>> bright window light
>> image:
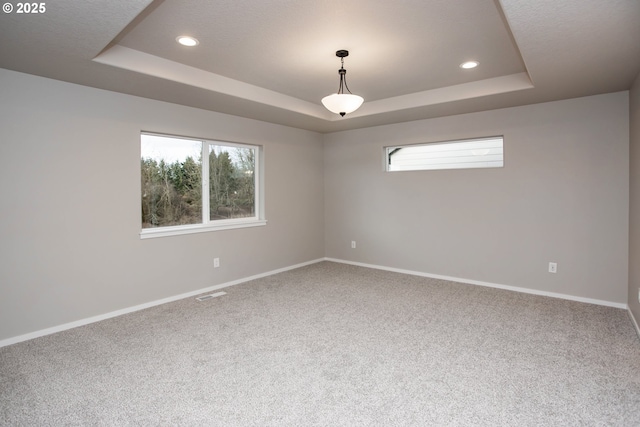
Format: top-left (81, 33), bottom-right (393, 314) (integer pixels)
top-left (386, 136), bottom-right (504, 172)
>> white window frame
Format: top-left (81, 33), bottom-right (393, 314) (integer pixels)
top-left (385, 136), bottom-right (504, 172)
top-left (140, 132), bottom-right (266, 239)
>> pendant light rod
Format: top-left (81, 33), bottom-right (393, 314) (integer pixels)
top-left (336, 50), bottom-right (351, 94)
top-left (321, 50), bottom-right (364, 117)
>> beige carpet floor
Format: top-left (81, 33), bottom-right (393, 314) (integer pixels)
top-left (1, 261), bottom-right (639, 426)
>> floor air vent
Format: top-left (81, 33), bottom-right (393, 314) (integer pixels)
top-left (196, 291), bottom-right (227, 302)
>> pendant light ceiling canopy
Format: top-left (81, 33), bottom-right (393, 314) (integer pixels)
top-left (321, 50), bottom-right (364, 117)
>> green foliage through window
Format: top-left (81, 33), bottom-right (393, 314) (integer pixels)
top-left (141, 133), bottom-right (258, 230)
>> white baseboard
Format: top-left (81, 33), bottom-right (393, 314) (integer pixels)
top-left (325, 258), bottom-right (628, 310)
top-left (629, 309), bottom-right (640, 339)
top-left (2, 257), bottom-right (631, 348)
top-left (0, 258), bottom-right (325, 349)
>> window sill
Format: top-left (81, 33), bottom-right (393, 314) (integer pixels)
top-left (140, 218), bottom-right (267, 239)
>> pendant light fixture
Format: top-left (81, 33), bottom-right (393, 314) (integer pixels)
top-left (321, 50), bottom-right (364, 117)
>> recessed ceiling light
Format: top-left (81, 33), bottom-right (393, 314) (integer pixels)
top-left (460, 61), bottom-right (479, 69)
top-left (176, 36), bottom-right (199, 47)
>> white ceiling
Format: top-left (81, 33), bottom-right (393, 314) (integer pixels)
top-left (1, 0), bottom-right (639, 133)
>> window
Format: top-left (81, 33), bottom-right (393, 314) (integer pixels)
top-left (140, 133), bottom-right (264, 238)
top-left (385, 136), bottom-right (504, 172)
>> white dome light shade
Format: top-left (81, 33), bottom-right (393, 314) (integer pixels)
top-left (321, 93), bottom-right (364, 116)
top-left (322, 50), bottom-right (364, 116)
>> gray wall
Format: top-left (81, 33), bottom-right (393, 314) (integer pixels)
top-left (325, 93), bottom-right (629, 304)
top-left (0, 67), bottom-right (633, 344)
top-left (0, 69), bottom-right (325, 342)
top-left (630, 72), bottom-right (640, 325)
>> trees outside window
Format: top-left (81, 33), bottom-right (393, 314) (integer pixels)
top-left (140, 133), bottom-right (263, 238)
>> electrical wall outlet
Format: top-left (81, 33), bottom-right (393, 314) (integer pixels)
top-left (548, 262), bottom-right (557, 273)
top-left (214, 258), bottom-right (220, 268)
top-left (351, 241), bottom-right (356, 249)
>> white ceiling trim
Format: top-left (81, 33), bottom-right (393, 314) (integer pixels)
top-left (95, 44), bottom-right (534, 122)
top-left (348, 72), bottom-right (534, 119)
top-left (94, 45), bottom-right (334, 120)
